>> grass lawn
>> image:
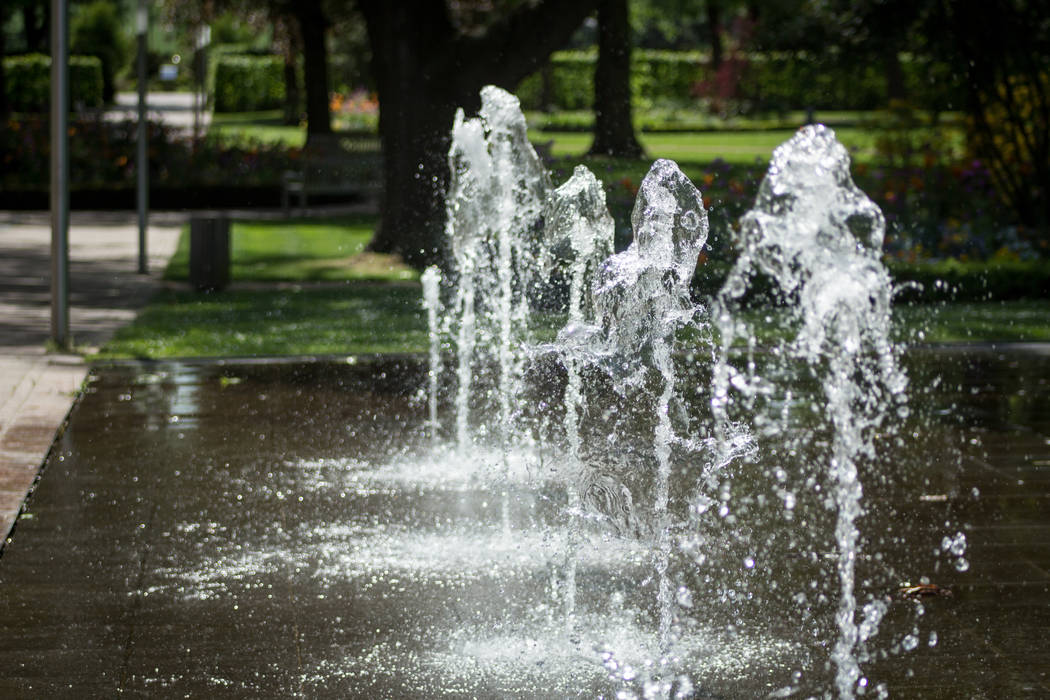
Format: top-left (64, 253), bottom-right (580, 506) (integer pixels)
top-left (895, 301), bottom-right (1050, 344)
top-left (165, 216), bottom-right (416, 283)
top-left (209, 110), bottom-right (307, 148)
top-left (97, 285), bottom-right (427, 359)
top-left (97, 287), bottom-right (1050, 360)
top-left (208, 108), bottom-right (939, 168)
top-left (534, 127), bottom-right (881, 165)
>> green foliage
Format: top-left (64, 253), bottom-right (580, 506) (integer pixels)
top-left (212, 54), bottom-right (285, 112)
top-left (736, 52), bottom-right (883, 112)
top-left (518, 50), bottom-right (707, 111)
top-left (518, 50), bottom-right (595, 110)
top-left (2, 54), bottom-right (104, 111)
top-left (965, 71), bottom-right (1050, 230)
top-left (70, 0), bottom-right (129, 104)
top-left (210, 11), bottom-right (272, 48)
top-left (0, 115), bottom-right (296, 190)
top-left (632, 51), bottom-right (707, 109)
top-left (518, 50), bottom-right (964, 114)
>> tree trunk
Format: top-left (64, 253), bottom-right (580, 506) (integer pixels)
top-left (293, 0), bottom-right (332, 141)
top-left (371, 90), bottom-right (460, 269)
top-left (540, 61), bottom-right (555, 113)
top-left (360, 0), bottom-right (600, 268)
top-left (883, 45), bottom-right (906, 103)
top-left (588, 0), bottom-right (644, 158)
top-left (707, 0), bottom-right (723, 69)
top-left (280, 18), bottom-right (302, 126)
top-left (359, 2), bottom-right (464, 268)
top-left (283, 56), bottom-right (301, 126)
top-left (0, 16), bottom-right (8, 119)
top-left (24, 4), bottom-right (49, 53)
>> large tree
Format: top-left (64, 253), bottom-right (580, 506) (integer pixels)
top-left (287, 0), bottom-right (332, 141)
top-left (359, 0), bottom-right (599, 268)
top-left (0, 4), bottom-right (8, 119)
top-left (588, 0), bottom-right (644, 158)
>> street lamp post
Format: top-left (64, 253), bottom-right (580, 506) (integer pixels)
top-left (50, 0), bottom-right (70, 350)
top-left (136, 0), bottom-right (149, 274)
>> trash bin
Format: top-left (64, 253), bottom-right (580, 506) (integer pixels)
top-left (189, 215), bottom-right (230, 291)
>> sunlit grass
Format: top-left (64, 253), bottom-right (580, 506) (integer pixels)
top-left (97, 285), bottom-right (427, 359)
top-left (208, 110), bottom-right (306, 147)
top-left (164, 216), bottom-right (416, 283)
top-left (533, 127), bottom-right (882, 165)
top-left (894, 301), bottom-right (1050, 343)
top-left (97, 289), bottom-right (1050, 361)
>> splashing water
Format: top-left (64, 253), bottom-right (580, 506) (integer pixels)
top-left (542, 164), bottom-right (615, 623)
top-left (559, 159), bottom-right (710, 652)
top-left (428, 89), bottom-right (915, 697)
top-left (444, 86), bottom-right (551, 451)
top-left (712, 124), bottom-right (907, 698)
top-left (421, 265), bottom-right (443, 439)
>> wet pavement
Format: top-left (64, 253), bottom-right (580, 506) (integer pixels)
top-left (0, 211), bottom-right (182, 543)
top-left (0, 348), bottom-right (1047, 698)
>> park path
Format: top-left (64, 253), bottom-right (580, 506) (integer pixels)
top-left (108, 90), bottom-right (211, 135)
top-left (0, 211), bottom-right (183, 543)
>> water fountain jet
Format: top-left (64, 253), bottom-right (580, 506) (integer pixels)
top-left (426, 88), bottom-right (922, 699)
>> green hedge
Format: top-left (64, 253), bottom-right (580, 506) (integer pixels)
top-left (888, 260), bottom-right (1050, 303)
top-left (736, 52), bottom-right (886, 112)
top-left (212, 54), bottom-right (284, 112)
top-left (517, 50), bottom-right (963, 113)
top-left (691, 259), bottom-right (1050, 304)
top-left (3, 54), bottom-right (104, 111)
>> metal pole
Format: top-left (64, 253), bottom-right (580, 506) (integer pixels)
top-left (136, 0), bottom-right (149, 274)
top-left (50, 0), bottom-right (70, 350)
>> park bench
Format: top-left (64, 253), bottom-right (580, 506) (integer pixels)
top-left (281, 138), bottom-right (382, 214)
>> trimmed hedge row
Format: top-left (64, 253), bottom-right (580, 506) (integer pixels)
top-left (518, 50), bottom-right (706, 111)
top-left (212, 54), bottom-right (285, 112)
top-left (517, 50), bottom-right (964, 113)
top-left (3, 54), bottom-right (104, 111)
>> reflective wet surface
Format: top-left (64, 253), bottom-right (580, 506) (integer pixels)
top-left (0, 347), bottom-right (1048, 698)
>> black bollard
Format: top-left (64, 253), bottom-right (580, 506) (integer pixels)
top-left (189, 215), bottom-right (231, 292)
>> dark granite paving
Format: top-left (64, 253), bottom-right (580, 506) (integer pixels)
top-left (0, 349), bottom-right (1048, 698)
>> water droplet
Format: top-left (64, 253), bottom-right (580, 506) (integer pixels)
top-left (902, 634), bottom-right (919, 651)
top-left (928, 631), bottom-right (938, 647)
top-left (744, 556), bottom-right (755, 569)
top-left (954, 557), bottom-right (969, 572)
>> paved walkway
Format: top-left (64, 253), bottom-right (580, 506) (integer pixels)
top-left (0, 211), bottom-right (183, 543)
top-left (109, 91), bottom-right (211, 135)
